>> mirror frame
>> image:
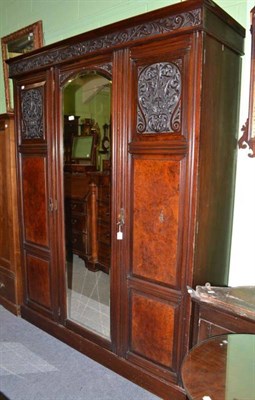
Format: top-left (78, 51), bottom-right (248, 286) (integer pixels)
top-left (1, 21), bottom-right (43, 113)
top-left (238, 6), bottom-right (255, 157)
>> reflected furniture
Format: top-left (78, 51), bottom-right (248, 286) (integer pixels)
top-left (0, 114), bottom-right (22, 314)
top-left (64, 115), bottom-right (111, 273)
top-left (190, 285), bottom-right (255, 345)
top-left (8, 1), bottom-right (245, 398)
top-left (65, 170), bottom-right (111, 273)
top-left (181, 334), bottom-right (255, 400)
top-left (89, 171), bottom-right (111, 274)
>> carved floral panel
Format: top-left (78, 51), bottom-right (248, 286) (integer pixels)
top-left (137, 61), bottom-right (182, 134)
top-left (21, 87), bottom-right (44, 140)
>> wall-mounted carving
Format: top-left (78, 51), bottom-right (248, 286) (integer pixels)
top-left (137, 61), bottom-right (182, 133)
top-left (21, 88), bottom-right (44, 140)
top-left (9, 10), bottom-right (201, 77)
top-left (238, 6), bottom-right (255, 157)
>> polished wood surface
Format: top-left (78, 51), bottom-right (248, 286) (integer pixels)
top-left (0, 114), bottom-right (22, 314)
top-left (191, 286), bottom-right (255, 345)
top-left (9, 1), bottom-right (245, 398)
top-left (182, 334), bottom-right (255, 400)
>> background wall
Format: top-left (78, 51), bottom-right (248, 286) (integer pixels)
top-left (0, 0), bottom-right (254, 286)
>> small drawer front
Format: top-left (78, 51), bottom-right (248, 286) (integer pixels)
top-left (0, 270), bottom-right (15, 303)
top-left (70, 215), bottom-right (86, 232)
top-left (71, 233), bottom-right (85, 253)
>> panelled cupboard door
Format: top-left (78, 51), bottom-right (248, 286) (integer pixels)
top-left (15, 70), bottom-right (57, 319)
top-left (125, 34), bottom-right (199, 382)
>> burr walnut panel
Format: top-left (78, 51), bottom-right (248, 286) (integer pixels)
top-left (22, 156), bottom-right (49, 247)
top-left (26, 253), bottom-right (51, 309)
top-left (130, 290), bottom-right (176, 368)
top-left (132, 159), bottom-right (181, 286)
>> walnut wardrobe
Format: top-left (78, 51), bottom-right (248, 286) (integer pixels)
top-left (8, 0), bottom-right (244, 398)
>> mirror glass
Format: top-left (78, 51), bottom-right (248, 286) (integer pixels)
top-left (63, 71), bottom-right (112, 339)
top-left (1, 21), bottom-right (43, 112)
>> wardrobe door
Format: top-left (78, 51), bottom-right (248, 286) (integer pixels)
top-left (15, 70), bottom-right (57, 319)
top-left (125, 34), bottom-right (199, 383)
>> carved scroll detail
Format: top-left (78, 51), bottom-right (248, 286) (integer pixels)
top-left (21, 88), bottom-right (44, 140)
top-left (137, 61), bottom-right (182, 133)
top-left (238, 118), bottom-right (255, 157)
top-left (9, 9), bottom-right (201, 76)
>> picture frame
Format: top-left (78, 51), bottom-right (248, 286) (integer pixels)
top-left (71, 134), bottom-right (97, 166)
top-left (1, 21), bottom-right (43, 112)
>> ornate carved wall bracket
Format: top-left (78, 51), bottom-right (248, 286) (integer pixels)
top-left (238, 6), bottom-right (255, 158)
top-left (238, 118), bottom-right (255, 157)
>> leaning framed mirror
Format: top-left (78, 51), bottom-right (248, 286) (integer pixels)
top-left (1, 21), bottom-right (43, 112)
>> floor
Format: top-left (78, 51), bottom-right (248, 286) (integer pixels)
top-left (67, 255), bottom-right (110, 338)
top-left (0, 305), bottom-right (161, 400)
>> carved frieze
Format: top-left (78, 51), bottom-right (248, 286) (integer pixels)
top-left (21, 88), bottom-right (44, 140)
top-left (137, 61), bottom-right (182, 134)
top-left (9, 9), bottom-right (201, 76)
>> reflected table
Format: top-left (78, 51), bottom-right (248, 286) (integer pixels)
top-left (181, 334), bottom-right (255, 400)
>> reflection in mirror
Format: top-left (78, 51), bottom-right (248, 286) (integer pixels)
top-left (63, 71), bottom-right (112, 339)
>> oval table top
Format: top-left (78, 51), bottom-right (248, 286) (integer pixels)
top-left (181, 334), bottom-right (255, 400)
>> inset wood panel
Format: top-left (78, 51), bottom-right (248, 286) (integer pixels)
top-left (22, 156), bottom-right (49, 247)
top-left (130, 291), bottom-right (175, 368)
top-left (132, 159), bottom-right (180, 286)
top-left (26, 253), bottom-right (51, 309)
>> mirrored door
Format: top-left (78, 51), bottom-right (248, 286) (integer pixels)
top-left (62, 70), bottom-right (112, 340)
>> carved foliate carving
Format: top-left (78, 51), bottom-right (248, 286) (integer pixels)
top-left (137, 61), bottom-right (182, 134)
top-left (9, 9), bottom-right (201, 76)
top-left (21, 87), bottom-right (44, 140)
